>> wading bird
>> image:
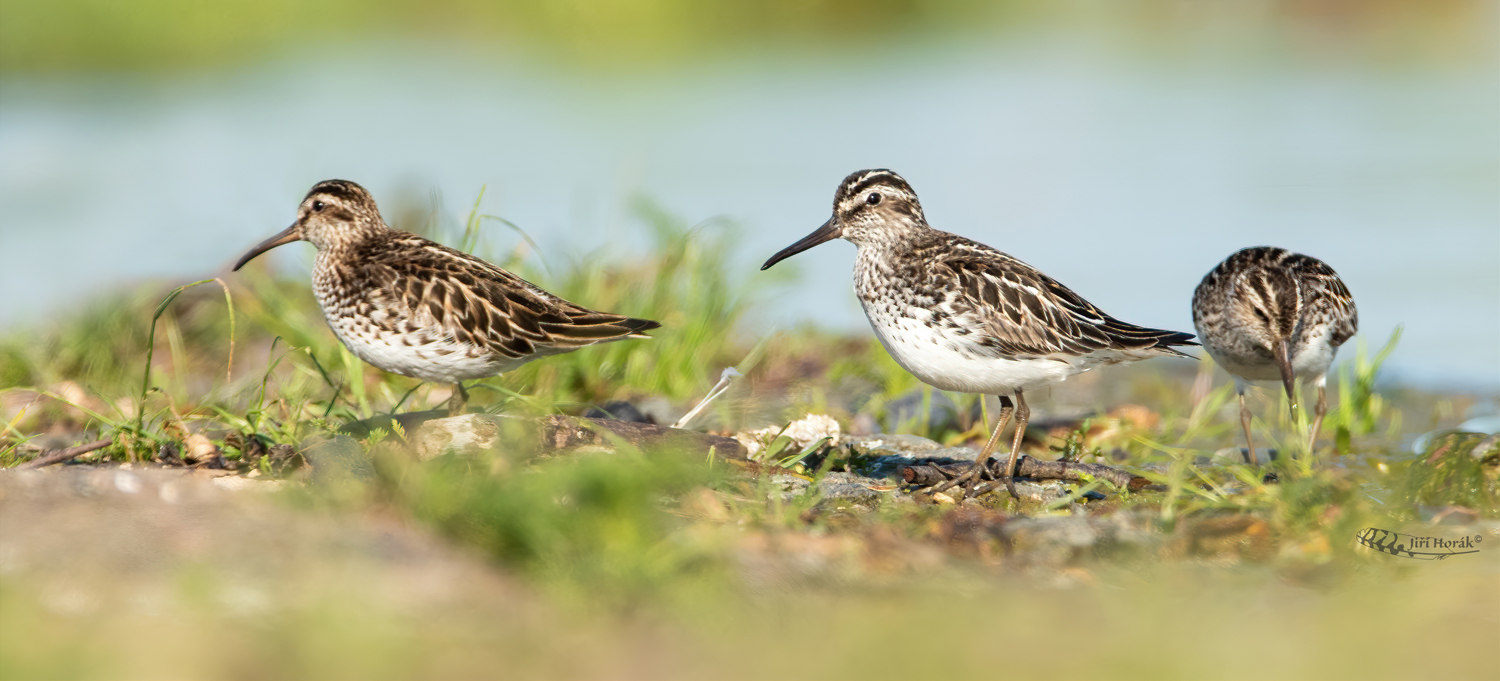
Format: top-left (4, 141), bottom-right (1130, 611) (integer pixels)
top-left (762, 169), bottom-right (1196, 498)
top-left (234, 180), bottom-right (659, 416)
top-left (1192, 246), bottom-right (1357, 461)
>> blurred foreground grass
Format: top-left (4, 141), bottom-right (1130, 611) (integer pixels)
top-left (1, 452), bottom-right (1495, 679)
top-left (0, 193), bottom-right (1496, 679)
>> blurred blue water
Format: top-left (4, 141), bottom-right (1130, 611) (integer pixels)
top-left (1, 40), bottom-right (1496, 390)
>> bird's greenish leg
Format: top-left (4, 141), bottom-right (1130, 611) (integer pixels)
top-left (447, 383), bottom-right (470, 417)
top-left (974, 390), bottom-right (1029, 499)
top-left (931, 395), bottom-right (1012, 496)
top-left (1239, 386), bottom-right (1258, 465)
top-left (1308, 377), bottom-right (1328, 454)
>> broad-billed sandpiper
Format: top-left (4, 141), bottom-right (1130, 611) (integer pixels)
top-left (1192, 246), bottom-right (1357, 459)
top-left (762, 169), bottom-right (1196, 498)
top-left (234, 180), bottom-right (660, 415)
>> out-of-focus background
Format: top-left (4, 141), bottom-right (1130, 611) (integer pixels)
top-left (3, 4), bottom-right (1500, 680)
top-left (2, 0), bottom-right (1496, 390)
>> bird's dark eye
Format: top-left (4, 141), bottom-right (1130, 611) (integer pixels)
top-left (312, 200), bottom-right (325, 212)
top-left (1253, 309), bottom-right (1269, 323)
top-left (866, 192), bottom-right (882, 206)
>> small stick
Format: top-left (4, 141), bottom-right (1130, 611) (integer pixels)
top-left (902, 455), bottom-right (1150, 492)
top-left (19, 439), bottom-right (113, 469)
top-left (673, 367), bottom-right (742, 430)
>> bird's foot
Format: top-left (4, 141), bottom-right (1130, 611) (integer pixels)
top-left (969, 476), bottom-right (1021, 500)
top-left (929, 459), bottom-right (989, 496)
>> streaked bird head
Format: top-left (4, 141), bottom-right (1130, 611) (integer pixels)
top-left (761, 169), bottom-right (927, 270)
top-left (233, 180), bottom-right (384, 271)
top-left (1233, 266), bottom-right (1304, 406)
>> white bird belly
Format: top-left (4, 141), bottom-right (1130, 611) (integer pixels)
top-left (865, 312), bottom-right (1081, 395)
top-left (327, 319), bottom-right (524, 384)
top-left (1206, 329), bottom-right (1338, 386)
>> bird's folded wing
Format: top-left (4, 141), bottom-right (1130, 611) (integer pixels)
top-left (936, 252), bottom-right (1194, 361)
top-left (365, 242), bottom-right (655, 358)
top-left (1295, 257), bottom-right (1359, 347)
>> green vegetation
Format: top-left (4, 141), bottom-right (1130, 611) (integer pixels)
top-left (1, 194), bottom-right (1495, 679)
top-left (1, 0), bottom-right (1488, 73)
top-left (4, 2), bottom-right (1494, 674)
top-left (0, 198), bottom-right (765, 460)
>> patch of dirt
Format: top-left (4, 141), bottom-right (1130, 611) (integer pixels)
top-left (0, 466), bottom-right (530, 620)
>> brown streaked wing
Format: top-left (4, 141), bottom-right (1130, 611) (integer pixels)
top-left (537, 306), bottom-right (663, 347)
top-left (934, 257), bottom-right (1094, 359)
top-left (362, 234), bottom-right (658, 357)
top-left (935, 239), bottom-right (1195, 360)
top-left (1291, 255), bottom-right (1359, 347)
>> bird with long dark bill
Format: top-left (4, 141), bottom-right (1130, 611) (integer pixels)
top-left (1192, 246), bottom-right (1357, 461)
top-left (233, 180), bottom-right (660, 416)
top-left (762, 169), bottom-right (1196, 498)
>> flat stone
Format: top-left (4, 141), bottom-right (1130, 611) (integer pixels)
top-left (1471, 433), bottom-right (1500, 464)
top-left (815, 471), bottom-right (886, 506)
top-left (737, 414), bottom-right (842, 459)
top-left (844, 433), bottom-right (945, 456)
top-left (767, 474), bottom-right (811, 499)
top-left (411, 413), bottom-right (510, 461)
top-left (408, 413), bottom-right (748, 461)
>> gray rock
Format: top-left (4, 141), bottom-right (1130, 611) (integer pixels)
top-left (844, 433), bottom-right (988, 464)
top-left (410, 413), bottom-right (511, 461)
top-left (762, 471), bottom-right (888, 508)
top-left (1008, 514), bottom-right (1099, 548)
top-left (843, 434), bottom-right (988, 480)
top-left (1003, 509), bottom-right (1162, 568)
top-left (767, 474), bottom-right (811, 500)
top-left (408, 413), bottom-right (747, 462)
top-left (1472, 433), bottom-right (1500, 464)
top-left (815, 471), bottom-right (885, 507)
top-left (844, 433), bottom-right (944, 457)
top-left (1005, 479), bottom-right (1073, 503)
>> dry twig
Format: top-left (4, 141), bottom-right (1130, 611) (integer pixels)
top-left (20, 439), bottom-right (113, 469)
top-left (902, 455), bottom-right (1150, 492)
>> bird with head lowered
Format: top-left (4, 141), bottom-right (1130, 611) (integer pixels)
top-left (1192, 246), bottom-right (1357, 462)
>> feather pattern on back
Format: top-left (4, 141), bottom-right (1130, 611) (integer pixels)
top-left (923, 234), bottom-right (1196, 360)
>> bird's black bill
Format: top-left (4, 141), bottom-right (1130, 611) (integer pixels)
top-left (760, 219), bottom-right (843, 270)
top-left (233, 224), bottom-right (302, 271)
top-left (1275, 338), bottom-right (1297, 416)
